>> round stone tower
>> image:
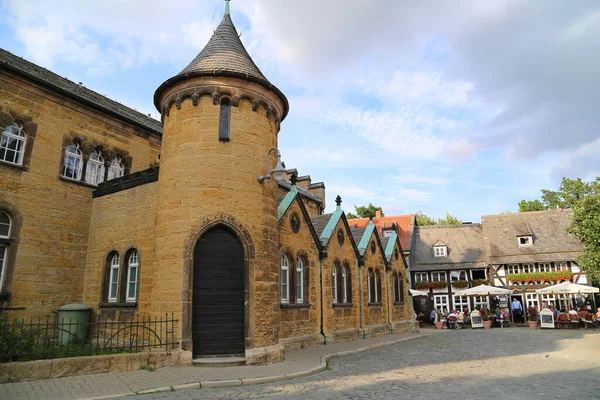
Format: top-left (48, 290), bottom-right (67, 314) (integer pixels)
top-left (152, 1), bottom-right (289, 363)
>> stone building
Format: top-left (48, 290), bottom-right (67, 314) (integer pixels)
top-left (410, 209), bottom-right (593, 321)
top-left (0, 2), bottom-right (415, 365)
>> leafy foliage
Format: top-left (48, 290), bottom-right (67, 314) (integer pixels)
top-left (568, 192), bottom-right (600, 281)
top-left (416, 212), bottom-right (462, 226)
top-left (414, 281), bottom-right (448, 290)
top-left (518, 177), bottom-right (600, 212)
top-left (348, 203), bottom-right (384, 219)
top-left (473, 279), bottom-right (488, 286)
top-left (451, 280), bottom-right (469, 288)
top-left (507, 270), bottom-right (573, 284)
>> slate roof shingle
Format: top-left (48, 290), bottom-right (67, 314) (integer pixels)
top-left (411, 224), bottom-right (487, 272)
top-left (0, 49), bottom-right (162, 136)
top-left (310, 214), bottom-right (332, 238)
top-left (482, 209), bottom-right (581, 264)
top-left (153, 15), bottom-right (288, 119)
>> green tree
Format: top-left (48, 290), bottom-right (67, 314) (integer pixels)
top-left (519, 177), bottom-right (600, 211)
top-left (518, 199), bottom-right (547, 212)
top-left (416, 212), bottom-right (462, 226)
top-left (568, 191), bottom-right (600, 281)
top-left (348, 203), bottom-right (383, 219)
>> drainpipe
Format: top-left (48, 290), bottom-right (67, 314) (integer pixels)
top-left (319, 249), bottom-right (327, 344)
top-left (386, 262), bottom-right (393, 333)
top-left (357, 256), bottom-right (364, 338)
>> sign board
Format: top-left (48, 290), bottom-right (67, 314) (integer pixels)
top-left (471, 310), bottom-right (483, 328)
top-left (498, 295), bottom-right (508, 308)
top-left (540, 308), bottom-right (554, 329)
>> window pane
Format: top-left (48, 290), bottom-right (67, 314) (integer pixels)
top-left (0, 212), bottom-right (10, 237)
top-left (0, 246), bottom-right (5, 287)
top-left (219, 101), bottom-right (231, 141)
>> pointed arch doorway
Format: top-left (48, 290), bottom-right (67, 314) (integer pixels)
top-left (192, 226), bottom-right (245, 357)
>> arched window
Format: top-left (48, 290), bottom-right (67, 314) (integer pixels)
top-left (344, 265), bottom-right (352, 304)
top-left (332, 264), bottom-right (338, 304)
top-left (397, 274), bottom-right (404, 303)
top-left (107, 253), bottom-right (120, 302)
top-left (85, 149), bottom-right (105, 185)
top-left (0, 211), bottom-right (12, 291)
top-left (62, 142), bottom-right (83, 180)
top-left (219, 98), bottom-right (231, 141)
top-left (374, 269), bottom-right (381, 303)
top-left (295, 258), bottom-right (304, 304)
top-left (281, 254), bottom-right (289, 303)
top-left (393, 274), bottom-right (400, 303)
top-left (126, 250), bottom-right (139, 302)
top-left (367, 268), bottom-right (373, 303)
top-left (0, 121), bottom-right (26, 166)
top-left (107, 157), bottom-right (125, 180)
top-left (341, 266), bottom-right (348, 303)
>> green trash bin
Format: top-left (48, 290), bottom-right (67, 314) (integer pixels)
top-left (57, 304), bottom-right (92, 345)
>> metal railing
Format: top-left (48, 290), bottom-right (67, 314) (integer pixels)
top-left (0, 313), bottom-right (178, 363)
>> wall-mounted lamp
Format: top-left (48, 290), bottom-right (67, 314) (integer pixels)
top-left (257, 147), bottom-right (286, 183)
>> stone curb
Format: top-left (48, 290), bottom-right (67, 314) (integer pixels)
top-left (95, 334), bottom-right (428, 399)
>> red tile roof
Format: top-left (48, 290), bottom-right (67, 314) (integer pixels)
top-left (347, 214), bottom-right (416, 251)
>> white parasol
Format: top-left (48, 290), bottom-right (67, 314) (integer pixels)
top-left (409, 289), bottom-right (429, 296)
top-left (535, 281), bottom-right (599, 295)
top-left (454, 284), bottom-right (513, 297)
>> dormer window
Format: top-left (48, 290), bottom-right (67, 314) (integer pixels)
top-left (434, 246), bottom-right (447, 257)
top-left (518, 236), bottom-right (533, 247)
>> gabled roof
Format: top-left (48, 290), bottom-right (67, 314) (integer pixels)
top-left (277, 184), bottom-right (322, 250)
top-left (154, 9), bottom-right (288, 119)
top-left (411, 224), bottom-right (487, 272)
top-left (310, 205), bottom-right (359, 257)
top-left (482, 209), bottom-right (581, 264)
top-left (348, 214), bottom-right (416, 251)
top-left (278, 179), bottom-right (322, 204)
top-left (432, 240), bottom-right (447, 247)
top-left (0, 49), bottom-right (162, 136)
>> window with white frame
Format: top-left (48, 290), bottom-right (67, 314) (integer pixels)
top-left (126, 250), bottom-right (139, 302)
top-left (556, 294), bottom-right (570, 311)
top-left (296, 258), bottom-right (304, 304)
top-left (434, 295), bottom-right (448, 311)
top-left (433, 246), bottom-right (447, 257)
top-left (62, 142), bottom-right (83, 180)
top-left (556, 262), bottom-right (568, 271)
top-left (431, 272), bottom-right (446, 282)
top-left (108, 253), bottom-right (120, 302)
top-left (0, 211), bottom-right (12, 292)
top-left (474, 296), bottom-right (489, 309)
top-left (518, 236), bottom-right (533, 247)
top-left (541, 294), bottom-right (555, 306)
top-left (85, 149), bottom-right (105, 185)
top-left (383, 230), bottom-right (393, 238)
top-left (522, 264), bottom-right (534, 273)
top-left (454, 295), bottom-right (470, 312)
top-left (538, 263), bottom-right (551, 273)
top-left (281, 255), bottom-right (289, 303)
top-left (0, 121), bottom-right (26, 166)
top-left (450, 270), bottom-right (467, 281)
top-left (367, 269), bottom-right (373, 303)
top-left (374, 270), bottom-right (380, 303)
top-left (107, 157), bottom-right (125, 181)
top-left (506, 264), bottom-right (519, 274)
top-left (526, 293), bottom-right (538, 308)
top-left (332, 264), bottom-right (338, 303)
top-left (415, 272), bottom-right (428, 282)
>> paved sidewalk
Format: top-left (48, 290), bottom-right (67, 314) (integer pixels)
top-left (0, 331), bottom-right (424, 400)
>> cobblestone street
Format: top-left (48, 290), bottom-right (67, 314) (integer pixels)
top-left (120, 328), bottom-right (600, 400)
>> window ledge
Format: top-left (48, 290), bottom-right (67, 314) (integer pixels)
top-left (333, 303), bottom-right (353, 308)
top-left (100, 302), bottom-right (137, 308)
top-left (0, 293), bottom-right (11, 301)
top-left (368, 303), bottom-right (383, 308)
top-left (0, 160), bottom-right (28, 171)
top-left (59, 176), bottom-right (98, 188)
top-left (280, 303), bottom-right (311, 309)
top-left (0, 238), bottom-right (13, 245)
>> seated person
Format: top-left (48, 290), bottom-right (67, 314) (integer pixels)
top-left (417, 311), bottom-right (425, 323)
top-left (595, 307), bottom-right (600, 320)
top-left (568, 307), bottom-right (579, 317)
top-left (447, 311), bottom-right (458, 328)
top-left (457, 310), bottom-right (465, 326)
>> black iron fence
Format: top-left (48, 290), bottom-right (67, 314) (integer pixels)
top-left (0, 313), bottom-right (179, 363)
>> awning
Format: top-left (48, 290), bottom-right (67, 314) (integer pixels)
top-left (454, 284), bottom-right (514, 297)
top-left (409, 289), bottom-right (429, 296)
top-left (535, 282), bottom-right (599, 295)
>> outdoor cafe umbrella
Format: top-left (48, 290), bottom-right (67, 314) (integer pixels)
top-left (535, 281), bottom-right (599, 295)
top-left (409, 289), bottom-right (429, 296)
top-left (454, 284), bottom-right (514, 297)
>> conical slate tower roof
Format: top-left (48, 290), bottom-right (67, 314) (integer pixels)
top-left (154, 3), bottom-right (288, 119)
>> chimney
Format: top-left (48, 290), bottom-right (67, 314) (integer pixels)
top-left (375, 210), bottom-right (381, 218)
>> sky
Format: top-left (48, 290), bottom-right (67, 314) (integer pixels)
top-left (1, 0), bottom-right (599, 222)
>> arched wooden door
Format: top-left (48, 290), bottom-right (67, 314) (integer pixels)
top-left (193, 227), bottom-right (245, 357)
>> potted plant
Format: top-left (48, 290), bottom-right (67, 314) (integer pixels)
top-left (473, 279), bottom-right (488, 286)
top-left (527, 307), bottom-right (539, 329)
top-left (481, 308), bottom-right (493, 329)
top-left (452, 280), bottom-right (468, 289)
top-left (414, 281), bottom-right (430, 290)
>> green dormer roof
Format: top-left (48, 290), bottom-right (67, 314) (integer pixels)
top-left (384, 231), bottom-right (398, 262)
top-left (319, 201), bottom-right (344, 246)
top-left (277, 184), bottom-right (298, 221)
top-left (357, 220), bottom-right (376, 255)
